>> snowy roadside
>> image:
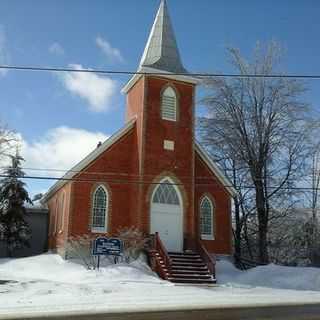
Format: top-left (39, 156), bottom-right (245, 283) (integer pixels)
top-left (0, 254), bottom-right (320, 317)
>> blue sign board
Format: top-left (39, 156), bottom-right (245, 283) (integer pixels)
top-left (93, 237), bottom-right (123, 256)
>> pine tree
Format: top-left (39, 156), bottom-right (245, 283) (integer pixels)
top-left (0, 151), bottom-right (32, 256)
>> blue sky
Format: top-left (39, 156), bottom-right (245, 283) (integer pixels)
top-left (0, 0), bottom-right (319, 196)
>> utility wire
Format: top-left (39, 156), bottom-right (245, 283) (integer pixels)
top-left (0, 173), bottom-right (317, 191)
top-left (0, 64), bottom-right (320, 79)
top-left (0, 166), bottom-right (306, 181)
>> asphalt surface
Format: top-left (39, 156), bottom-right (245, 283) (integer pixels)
top-left (2, 303), bottom-right (320, 320)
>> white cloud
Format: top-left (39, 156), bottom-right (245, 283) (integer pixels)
top-left (0, 25), bottom-right (9, 77)
top-left (59, 63), bottom-right (117, 112)
top-left (19, 127), bottom-right (109, 176)
top-left (49, 42), bottom-right (65, 56)
top-left (96, 36), bottom-right (124, 63)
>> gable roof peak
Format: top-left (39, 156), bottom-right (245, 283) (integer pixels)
top-left (139, 0), bottom-right (187, 74)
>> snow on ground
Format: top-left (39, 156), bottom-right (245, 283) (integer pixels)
top-left (217, 259), bottom-right (320, 291)
top-left (0, 253), bottom-right (320, 317)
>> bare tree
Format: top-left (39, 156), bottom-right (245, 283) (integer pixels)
top-left (199, 42), bottom-right (314, 264)
top-left (0, 123), bottom-right (17, 167)
top-left (302, 146), bottom-right (320, 265)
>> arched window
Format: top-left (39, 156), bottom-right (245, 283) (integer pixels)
top-left (200, 196), bottom-right (214, 239)
top-left (91, 185), bottom-right (108, 233)
top-left (153, 179), bottom-right (180, 205)
top-left (54, 197), bottom-right (58, 235)
top-left (161, 86), bottom-right (177, 121)
top-left (58, 193), bottom-right (65, 232)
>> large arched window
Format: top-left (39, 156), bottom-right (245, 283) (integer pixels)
top-left (153, 179), bottom-right (180, 205)
top-left (161, 86), bottom-right (177, 121)
top-left (200, 196), bottom-right (214, 239)
top-left (91, 185), bottom-right (108, 233)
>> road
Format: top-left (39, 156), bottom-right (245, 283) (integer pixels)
top-left (2, 303), bottom-right (320, 320)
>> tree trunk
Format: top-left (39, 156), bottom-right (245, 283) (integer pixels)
top-left (256, 179), bottom-right (269, 264)
top-left (257, 216), bottom-right (269, 264)
top-left (234, 197), bottom-right (242, 264)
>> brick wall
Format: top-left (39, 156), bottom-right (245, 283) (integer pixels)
top-left (46, 75), bottom-right (232, 256)
top-left (195, 152), bottom-right (232, 254)
top-left (137, 76), bottom-right (196, 239)
top-left (70, 129), bottom-right (136, 237)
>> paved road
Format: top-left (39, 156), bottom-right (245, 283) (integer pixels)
top-left (3, 303), bottom-right (320, 320)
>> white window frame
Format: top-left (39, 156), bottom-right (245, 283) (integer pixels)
top-left (58, 193), bottom-right (65, 233)
top-left (161, 86), bottom-right (177, 122)
top-left (200, 196), bottom-right (215, 240)
top-left (91, 185), bottom-right (108, 233)
top-left (53, 197), bottom-right (58, 235)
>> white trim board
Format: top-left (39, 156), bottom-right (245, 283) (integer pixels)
top-left (121, 67), bottom-right (200, 94)
top-left (195, 142), bottom-right (237, 197)
top-left (42, 118), bottom-right (136, 203)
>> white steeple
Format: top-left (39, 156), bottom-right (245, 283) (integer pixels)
top-left (139, 0), bottom-right (187, 74)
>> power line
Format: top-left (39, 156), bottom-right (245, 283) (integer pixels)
top-left (0, 173), bottom-right (317, 191)
top-left (1, 64), bottom-right (320, 79)
top-left (0, 166), bottom-right (316, 180)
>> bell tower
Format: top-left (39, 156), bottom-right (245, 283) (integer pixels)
top-left (122, 0), bottom-right (198, 238)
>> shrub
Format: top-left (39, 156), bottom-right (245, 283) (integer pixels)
top-left (64, 234), bottom-right (98, 270)
top-left (117, 227), bottom-right (148, 263)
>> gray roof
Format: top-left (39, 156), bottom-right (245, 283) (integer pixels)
top-left (139, 0), bottom-right (187, 74)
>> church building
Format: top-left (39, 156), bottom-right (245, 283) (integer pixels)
top-left (43, 0), bottom-right (236, 273)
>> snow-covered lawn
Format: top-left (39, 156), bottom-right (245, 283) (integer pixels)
top-left (0, 253), bottom-right (320, 317)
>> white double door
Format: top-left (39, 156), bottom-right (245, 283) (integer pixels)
top-left (150, 203), bottom-right (183, 252)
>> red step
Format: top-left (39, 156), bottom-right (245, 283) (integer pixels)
top-left (150, 247), bottom-right (216, 285)
top-left (167, 277), bottom-right (216, 284)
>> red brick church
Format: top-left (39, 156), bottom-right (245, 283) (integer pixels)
top-left (43, 1), bottom-right (236, 281)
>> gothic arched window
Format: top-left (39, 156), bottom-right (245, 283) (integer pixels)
top-left (161, 86), bottom-right (177, 121)
top-left (58, 193), bottom-right (65, 232)
top-left (200, 196), bottom-right (214, 239)
top-left (91, 185), bottom-right (108, 233)
top-left (153, 179), bottom-right (180, 205)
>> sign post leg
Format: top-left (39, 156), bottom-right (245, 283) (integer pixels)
top-left (97, 255), bottom-right (100, 270)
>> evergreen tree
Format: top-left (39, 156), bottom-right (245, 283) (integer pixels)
top-left (0, 151), bottom-right (32, 256)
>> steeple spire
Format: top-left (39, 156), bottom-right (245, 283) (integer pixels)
top-left (139, 0), bottom-right (187, 74)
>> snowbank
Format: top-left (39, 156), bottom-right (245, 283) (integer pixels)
top-left (0, 253), bottom-right (162, 285)
top-left (0, 254), bottom-right (320, 316)
top-left (217, 258), bottom-right (320, 291)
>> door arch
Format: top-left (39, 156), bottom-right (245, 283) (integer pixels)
top-left (150, 177), bottom-right (183, 252)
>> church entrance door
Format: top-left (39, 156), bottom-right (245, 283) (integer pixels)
top-left (150, 178), bottom-right (183, 252)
